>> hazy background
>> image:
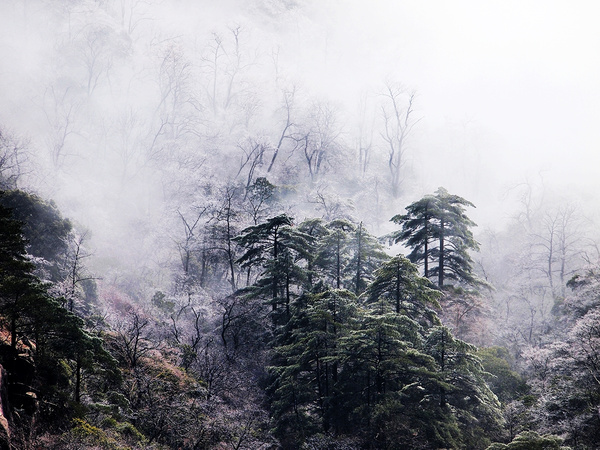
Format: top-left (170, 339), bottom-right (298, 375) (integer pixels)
top-left (1, 0), bottom-right (599, 275)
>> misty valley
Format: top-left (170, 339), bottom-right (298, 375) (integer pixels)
top-left (0, 1), bottom-right (599, 449)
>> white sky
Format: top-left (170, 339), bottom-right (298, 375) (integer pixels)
top-left (286, 1), bottom-right (600, 192)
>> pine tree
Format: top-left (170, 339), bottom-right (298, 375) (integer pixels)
top-left (297, 218), bottom-right (329, 289)
top-left (339, 308), bottom-right (450, 447)
top-left (0, 201), bottom-right (42, 349)
top-left (313, 219), bottom-right (355, 290)
top-left (235, 214), bottom-right (314, 321)
top-left (391, 187), bottom-right (481, 288)
top-left (0, 190), bottom-right (72, 281)
top-left (0, 196), bottom-right (116, 425)
top-left (390, 195), bottom-right (439, 279)
top-left (268, 289), bottom-right (357, 442)
top-left (425, 326), bottom-right (503, 447)
top-left (348, 222), bottom-right (388, 295)
top-left (364, 255), bottom-right (441, 326)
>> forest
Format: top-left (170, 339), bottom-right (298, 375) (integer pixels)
top-left (1, 1), bottom-right (600, 449)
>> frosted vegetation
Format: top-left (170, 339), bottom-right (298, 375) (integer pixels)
top-left (0, 1), bottom-right (598, 449)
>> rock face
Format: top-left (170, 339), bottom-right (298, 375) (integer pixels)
top-left (0, 365), bottom-right (11, 450)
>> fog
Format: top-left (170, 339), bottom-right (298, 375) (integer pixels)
top-left (1, 0), bottom-right (600, 275)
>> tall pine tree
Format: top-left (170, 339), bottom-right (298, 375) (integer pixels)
top-left (391, 187), bottom-right (481, 288)
top-left (235, 214), bottom-right (314, 321)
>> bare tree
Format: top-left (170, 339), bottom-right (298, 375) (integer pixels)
top-left (0, 127), bottom-right (28, 188)
top-left (292, 101), bottom-right (342, 182)
top-left (60, 230), bottom-right (97, 313)
top-left (210, 186), bottom-right (241, 291)
top-left (74, 22), bottom-right (129, 96)
top-left (43, 85), bottom-right (80, 169)
top-left (117, 0), bottom-right (152, 37)
top-left (112, 109), bottom-right (146, 185)
top-left (235, 137), bottom-right (267, 192)
top-left (380, 83), bottom-right (418, 197)
top-left (201, 26), bottom-right (255, 118)
top-left (114, 310), bottom-right (159, 370)
top-left (152, 43), bottom-right (198, 144)
top-left (532, 206), bottom-right (584, 299)
top-left (555, 206), bottom-right (583, 297)
top-left (244, 177), bottom-right (277, 225)
top-left (170, 303), bottom-right (204, 371)
top-left (308, 185), bottom-right (353, 221)
top-left (356, 91), bottom-right (374, 176)
top-left (267, 86), bottom-right (295, 173)
top-left (175, 206), bottom-right (209, 280)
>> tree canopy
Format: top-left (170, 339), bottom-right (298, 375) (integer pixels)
top-left (391, 187), bottom-right (481, 288)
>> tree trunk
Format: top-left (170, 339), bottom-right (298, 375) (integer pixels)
top-left (424, 204), bottom-right (429, 278)
top-left (272, 229), bottom-right (278, 310)
top-left (395, 259), bottom-right (401, 313)
top-left (438, 219), bottom-right (445, 287)
top-left (355, 223), bottom-right (363, 295)
top-left (75, 357), bottom-right (82, 403)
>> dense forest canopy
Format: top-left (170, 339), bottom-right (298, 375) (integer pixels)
top-left (0, 1), bottom-right (599, 449)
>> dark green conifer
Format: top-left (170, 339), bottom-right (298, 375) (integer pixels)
top-left (391, 187), bottom-right (481, 288)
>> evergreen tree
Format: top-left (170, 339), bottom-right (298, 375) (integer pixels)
top-left (0, 200), bottom-right (44, 349)
top-left (268, 289), bottom-right (357, 443)
top-left (313, 219), bottom-right (355, 290)
top-left (235, 214), bottom-right (314, 321)
top-left (297, 218), bottom-right (329, 289)
top-left (390, 194), bottom-right (439, 279)
top-left (392, 187), bottom-right (481, 288)
top-left (339, 308), bottom-right (453, 448)
top-left (0, 197), bottom-right (116, 430)
top-left (364, 255), bottom-right (441, 326)
top-left (347, 222), bottom-right (388, 295)
top-left (0, 190), bottom-right (72, 280)
top-left (425, 326), bottom-right (503, 448)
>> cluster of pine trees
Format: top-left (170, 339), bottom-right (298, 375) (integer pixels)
top-left (3, 181), bottom-right (593, 449)
top-left (232, 205), bottom-right (499, 447)
top-left (1, 2), bottom-right (600, 449)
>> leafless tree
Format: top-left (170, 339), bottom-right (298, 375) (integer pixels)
top-left (60, 230), bottom-right (97, 313)
top-left (244, 177), bottom-right (277, 225)
top-left (236, 137), bottom-right (267, 192)
top-left (201, 26), bottom-right (255, 118)
top-left (533, 206), bottom-right (584, 299)
top-left (308, 186), bottom-right (353, 221)
top-left (210, 186), bottom-right (241, 291)
top-left (75, 23), bottom-right (127, 96)
top-left (113, 109), bottom-right (146, 185)
top-left (356, 91), bottom-right (374, 176)
top-left (218, 293), bottom-right (265, 356)
top-left (267, 86), bottom-right (295, 173)
top-left (114, 310), bottom-right (159, 370)
top-left (170, 303), bottom-right (205, 371)
top-left (380, 83), bottom-right (418, 197)
top-left (555, 206), bottom-right (584, 297)
top-left (0, 127), bottom-right (28, 188)
top-left (43, 86), bottom-right (80, 169)
top-left (117, 0), bottom-right (152, 37)
top-left (175, 206), bottom-right (209, 278)
top-left (292, 101), bottom-right (342, 182)
top-left (152, 43), bottom-right (198, 145)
